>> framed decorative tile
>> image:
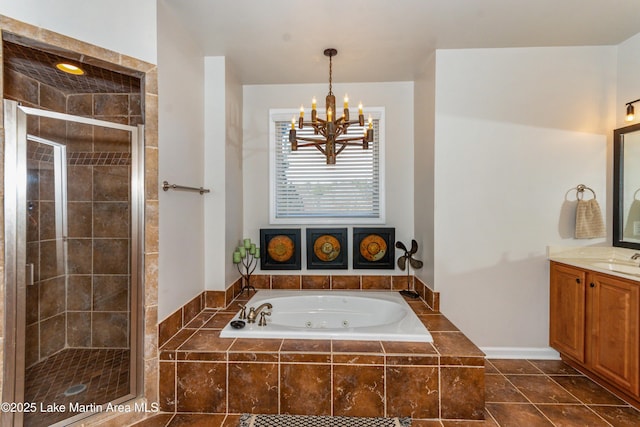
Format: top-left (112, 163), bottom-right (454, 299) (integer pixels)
top-left (306, 228), bottom-right (348, 270)
top-left (260, 228), bottom-right (301, 270)
top-left (352, 227), bottom-right (395, 269)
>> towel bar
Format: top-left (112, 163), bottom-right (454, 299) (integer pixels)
top-left (162, 180), bottom-right (210, 195)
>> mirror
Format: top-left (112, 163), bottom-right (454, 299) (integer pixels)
top-left (614, 123), bottom-right (640, 249)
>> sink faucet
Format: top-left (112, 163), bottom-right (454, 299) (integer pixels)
top-left (632, 253), bottom-right (640, 260)
top-left (247, 303), bottom-right (273, 324)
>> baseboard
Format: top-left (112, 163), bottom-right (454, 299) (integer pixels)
top-left (480, 346), bottom-right (560, 360)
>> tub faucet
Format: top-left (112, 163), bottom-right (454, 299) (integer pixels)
top-left (247, 303), bottom-right (273, 324)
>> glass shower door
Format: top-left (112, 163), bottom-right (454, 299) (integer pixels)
top-left (24, 134), bottom-right (68, 370)
top-left (3, 100), bottom-right (144, 427)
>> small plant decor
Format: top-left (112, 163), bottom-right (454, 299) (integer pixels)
top-left (232, 238), bottom-right (259, 295)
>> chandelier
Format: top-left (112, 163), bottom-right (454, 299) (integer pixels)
top-left (289, 48), bottom-right (373, 165)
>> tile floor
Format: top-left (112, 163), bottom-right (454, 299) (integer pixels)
top-left (24, 348), bottom-right (130, 427)
top-left (476, 358), bottom-right (640, 427)
top-left (133, 358), bottom-right (640, 427)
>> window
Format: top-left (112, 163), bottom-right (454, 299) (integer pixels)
top-left (269, 108), bottom-right (385, 224)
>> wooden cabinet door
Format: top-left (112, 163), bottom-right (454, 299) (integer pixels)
top-left (589, 273), bottom-right (640, 395)
top-left (550, 262), bottom-right (587, 363)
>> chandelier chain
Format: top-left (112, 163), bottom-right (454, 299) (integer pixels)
top-left (328, 53), bottom-right (333, 96)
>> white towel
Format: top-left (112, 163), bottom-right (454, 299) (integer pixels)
top-left (575, 198), bottom-right (605, 239)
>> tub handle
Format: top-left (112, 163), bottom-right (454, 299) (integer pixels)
top-left (258, 311), bottom-right (271, 327)
top-left (238, 304), bottom-right (247, 320)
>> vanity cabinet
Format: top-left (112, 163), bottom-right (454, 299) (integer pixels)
top-left (549, 262), bottom-right (587, 362)
top-left (550, 261), bottom-right (640, 399)
top-left (589, 272), bottom-right (639, 395)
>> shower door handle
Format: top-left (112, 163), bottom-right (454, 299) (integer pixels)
top-left (26, 263), bottom-right (35, 286)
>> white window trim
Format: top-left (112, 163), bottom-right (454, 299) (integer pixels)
top-left (269, 107), bottom-right (386, 225)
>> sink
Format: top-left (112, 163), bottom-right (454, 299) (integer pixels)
top-left (591, 262), bottom-right (640, 276)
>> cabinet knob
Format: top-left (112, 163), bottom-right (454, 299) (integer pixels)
top-left (576, 278), bottom-right (581, 284)
top-left (590, 283), bottom-right (595, 288)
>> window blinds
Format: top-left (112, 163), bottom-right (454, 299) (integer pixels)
top-left (274, 119), bottom-right (380, 219)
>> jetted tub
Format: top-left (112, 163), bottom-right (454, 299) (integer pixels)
top-left (220, 290), bottom-right (433, 342)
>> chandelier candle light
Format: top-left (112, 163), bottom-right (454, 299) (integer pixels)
top-left (289, 48), bottom-right (374, 165)
top-left (232, 238), bottom-right (259, 295)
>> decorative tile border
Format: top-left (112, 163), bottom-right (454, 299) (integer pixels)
top-left (67, 152), bottom-right (131, 166)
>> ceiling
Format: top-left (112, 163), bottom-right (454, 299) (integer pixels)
top-left (162, 0), bottom-right (640, 85)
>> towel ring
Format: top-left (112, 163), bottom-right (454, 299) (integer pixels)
top-left (576, 184), bottom-right (596, 200)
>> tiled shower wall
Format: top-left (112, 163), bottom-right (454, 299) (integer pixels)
top-left (64, 92), bottom-right (139, 352)
top-left (4, 67), bottom-right (139, 367)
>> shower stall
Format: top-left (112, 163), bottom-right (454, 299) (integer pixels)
top-left (4, 96), bottom-right (143, 426)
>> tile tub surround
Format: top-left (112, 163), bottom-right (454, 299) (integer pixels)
top-left (159, 275), bottom-right (437, 348)
top-left (159, 275), bottom-right (438, 348)
top-left (135, 358), bottom-right (640, 427)
top-left (158, 291), bottom-right (485, 422)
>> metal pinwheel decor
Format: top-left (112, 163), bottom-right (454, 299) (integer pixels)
top-left (396, 239), bottom-right (423, 298)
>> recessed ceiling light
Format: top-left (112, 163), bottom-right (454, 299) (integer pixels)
top-left (55, 62), bottom-right (85, 75)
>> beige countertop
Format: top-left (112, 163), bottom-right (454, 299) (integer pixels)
top-left (548, 246), bottom-right (640, 281)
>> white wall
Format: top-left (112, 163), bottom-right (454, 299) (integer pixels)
top-left (617, 32), bottom-right (640, 128)
top-left (204, 57), bottom-right (228, 290)
top-left (434, 46), bottom-right (615, 353)
top-left (242, 82), bottom-right (414, 274)
top-left (0, 0), bottom-right (156, 64)
top-left (224, 61), bottom-right (244, 287)
top-left (157, 2), bottom-right (205, 319)
top-left (203, 57), bottom-right (244, 291)
top-left (414, 53), bottom-right (437, 287)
